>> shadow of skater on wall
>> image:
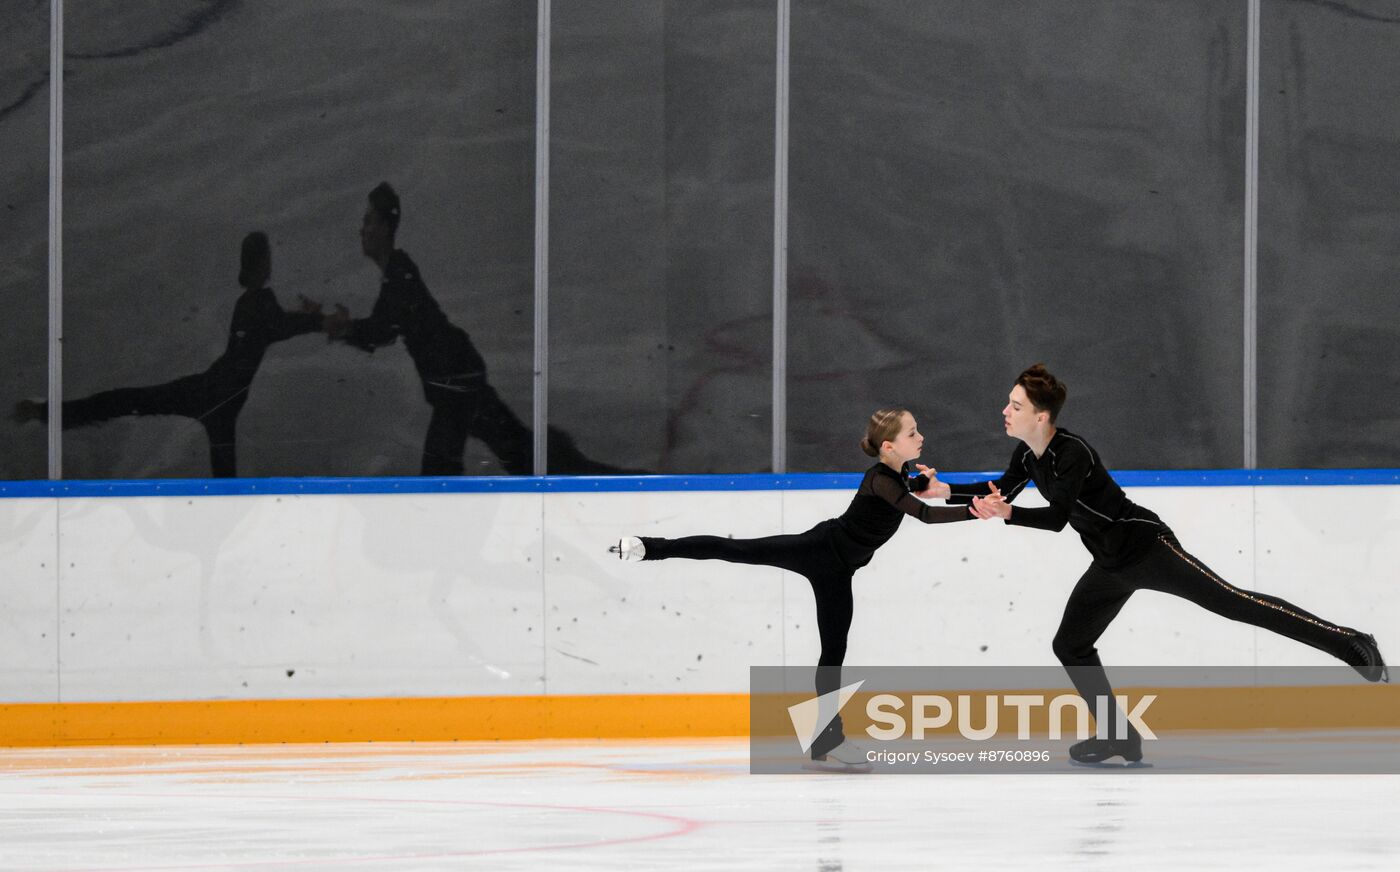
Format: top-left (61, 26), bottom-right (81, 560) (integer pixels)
top-left (12, 232), bottom-right (325, 477)
top-left (324, 182), bottom-right (645, 476)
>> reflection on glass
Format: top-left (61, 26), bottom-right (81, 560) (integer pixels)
top-left (789, 0), bottom-right (1245, 472)
top-left (327, 183), bottom-right (632, 475)
top-left (0, 4), bottom-right (49, 481)
top-left (61, 4), bottom-right (537, 477)
top-left (1258, 0), bottom-right (1400, 467)
top-left (550, 1), bottom-right (775, 474)
top-left (15, 234), bottom-right (322, 477)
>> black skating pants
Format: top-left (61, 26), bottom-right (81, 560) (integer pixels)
top-left (1053, 530), bottom-right (1360, 738)
top-left (641, 521), bottom-right (854, 757)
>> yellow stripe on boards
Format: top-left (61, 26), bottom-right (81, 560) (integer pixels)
top-left (0, 694), bottom-right (751, 747)
top-left (0, 686), bottom-right (1395, 747)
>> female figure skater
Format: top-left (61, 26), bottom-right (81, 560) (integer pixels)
top-left (929, 364), bottom-right (1387, 766)
top-left (611, 408), bottom-right (973, 771)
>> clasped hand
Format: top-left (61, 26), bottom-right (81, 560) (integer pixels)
top-left (912, 464), bottom-right (951, 499)
top-left (969, 482), bottom-right (1010, 520)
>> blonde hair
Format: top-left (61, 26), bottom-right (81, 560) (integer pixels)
top-left (860, 407), bottom-right (909, 457)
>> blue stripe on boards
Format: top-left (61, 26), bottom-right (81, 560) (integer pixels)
top-left (1, 469), bottom-right (1398, 499)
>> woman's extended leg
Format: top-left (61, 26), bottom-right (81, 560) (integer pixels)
top-left (640, 529), bottom-right (830, 579)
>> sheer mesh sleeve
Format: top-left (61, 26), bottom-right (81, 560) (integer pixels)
top-left (871, 473), bottom-right (973, 524)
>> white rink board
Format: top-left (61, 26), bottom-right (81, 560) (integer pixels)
top-left (543, 490), bottom-right (787, 695)
top-left (0, 483), bottom-right (1396, 703)
top-left (53, 493), bottom-right (546, 702)
top-left (0, 498), bottom-right (58, 700)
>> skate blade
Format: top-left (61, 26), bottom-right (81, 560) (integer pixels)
top-left (1069, 758), bottom-right (1153, 770)
top-left (802, 759), bottom-right (872, 774)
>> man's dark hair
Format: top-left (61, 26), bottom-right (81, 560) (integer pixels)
top-left (1017, 363), bottom-right (1067, 423)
